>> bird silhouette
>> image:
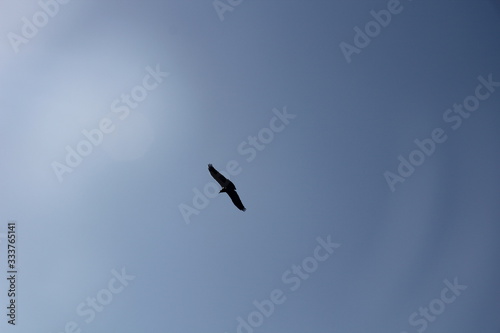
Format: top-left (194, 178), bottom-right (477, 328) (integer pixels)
top-left (208, 164), bottom-right (246, 211)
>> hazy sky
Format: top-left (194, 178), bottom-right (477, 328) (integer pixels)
top-left (1, 1), bottom-right (500, 332)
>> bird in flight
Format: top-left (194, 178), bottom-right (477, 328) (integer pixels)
top-left (208, 164), bottom-right (246, 211)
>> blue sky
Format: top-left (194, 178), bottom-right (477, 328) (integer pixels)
top-left (1, 0), bottom-right (500, 332)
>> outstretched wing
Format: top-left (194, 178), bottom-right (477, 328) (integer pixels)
top-left (226, 189), bottom-right (246, 211)
top-left (208, 164), bottom-right (232, 188)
